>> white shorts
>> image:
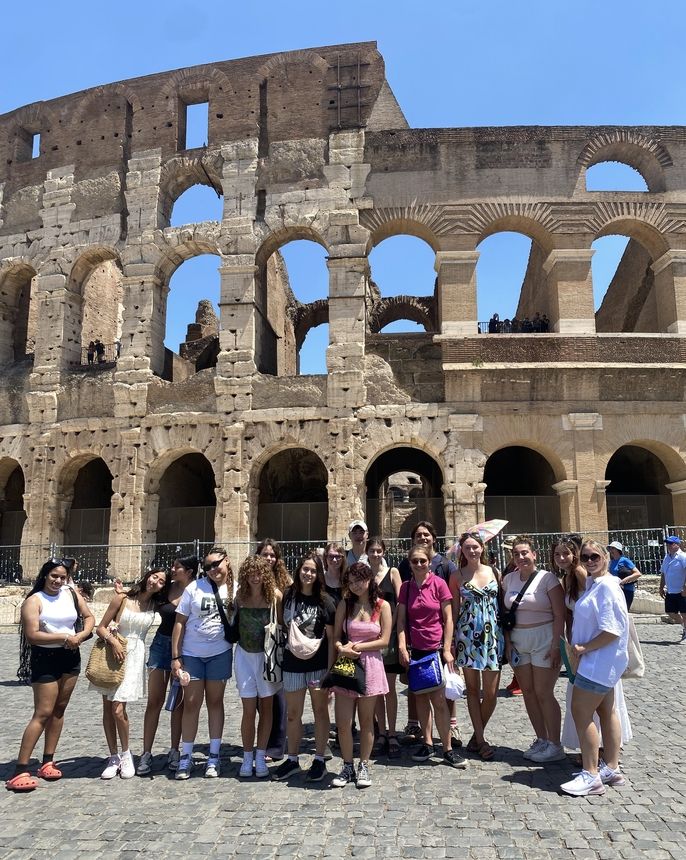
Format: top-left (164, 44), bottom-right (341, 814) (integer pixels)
top-left (234, 644), bottom-right (282, 699)
top-left (510, 622), bottom-right (554, 669)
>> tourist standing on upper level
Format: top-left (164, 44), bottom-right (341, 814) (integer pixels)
top-left (607, 542), bottom-right (642, 610)
top-left (6, 560), bottom-right (94, 792)
top-left (346, 520), bottom-right (369, 566)
top-left (659, 535), bottom-right (686, 642)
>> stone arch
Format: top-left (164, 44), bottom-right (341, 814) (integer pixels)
top-left (368, 295), bottom-right (435, 333)
top-left (69, 247), bottom-right (123, 362)
top-left (483, 443), bottom-right (564, 533)
top-left (0, 260), bottom-right (38, 364)
top-left (577, 130), bottom-right (671, 193)
top-left (159, 66), bottom-right (233, 104)
top-left (593, 210), bottom-right (671, 260)
top-left (0, 458), bottom-right (27, 550)
top-left (154, 451), bottom-right (217, 544)
top-left (255, 226), bottom-right (329, 271)
top-left (255, 49), bottom-right (329, 79)
top-left (362, 210), bottom-right (443, 254)
top-left (6, 102), bottom-right (59, 162)
top-left (72, 84), bottom-right (142, 125)
top-left (475, 214), bottom-right (555, 257)
top-left (291, 299), bottom-right (329, 351)
top-left (365, 444), bottom-right (446, 537)
top-left (153, 236), bottom-right (222, 286)
top-left (54, 453), bottom-right (114, 548)
top-left (158, 152), bottom-right (224, 227)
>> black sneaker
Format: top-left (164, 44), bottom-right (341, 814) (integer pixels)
top-left (411, 743), bottom-right (434, 762)
top-left (443, 749), bottom-right (468, 769)
top-left (272, 758), bottom-right (301, 781)
top-left (306, 758), bottom-right (327, 782)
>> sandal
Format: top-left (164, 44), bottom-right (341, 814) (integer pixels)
top-left (466, 734), bottom-right (479, 754)
top-left (5, 772), bottom-right (38, 792)
top-left (478, 741), bottom-right (495, 761)
top-left (387, 734), bottom-right (401, 759)
top-left (37, 762), bottom-right (62, 781)
top-left (372, 734), bottom-right (389, 757)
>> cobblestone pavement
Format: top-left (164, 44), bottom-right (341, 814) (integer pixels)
top-left (0, 618), bottom-right (684, 859)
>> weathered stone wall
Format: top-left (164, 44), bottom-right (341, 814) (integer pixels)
top-left (1, 42), bottom-right (686, 576)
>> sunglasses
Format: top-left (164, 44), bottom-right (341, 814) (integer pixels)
top-left (48, 557), bottom-right (75, 570)
top-left (581, 553), bottom-right (602, 563)
top-left (203, 558), bottom-right (224, 573)
top-left (327, 554), bottom-right (342, 561)
top-left (410, 558), bottom-right (429, 565)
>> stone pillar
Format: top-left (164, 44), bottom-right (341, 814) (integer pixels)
top-left (562, 412), bottom-right (604, 530)
top-left (106, 429), bottom-right (144, 578)
top-left (552, 480), bottom-right (579, 532)
top-left (435, 250), bottom-right (480, 337)
top-left (117, 266), bottom-right (167, 379)
top-left (441, 414), bottom-right (485, 535)
top-left (30, 273), bottom-right (82, 382)
top-left (666, 479), bottom-right (686, 527)
top-left (326, 253), bottom-right (367, 409)
top-left (214, 257), bottom-right (257, 414)
top-left (651, 250), bottom-right (686, 334)
top-left (214, 429), bottom-right (250, 560)
top-left (542, 248), bottom-right (596, 334)
top-left (594, 479), bottom-right (612, 528)
top-left (328, 418), bottom-right (364, 539)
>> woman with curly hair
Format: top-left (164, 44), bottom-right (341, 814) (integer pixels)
top-left (6, 559), bottom-right (94, 792)
top-left (234, 555), bottom-right (283, 778)
top-left (449, 532), bottom-right (503, 761)
top-left (330, 562), bottom-right (391, 789)
top-left (93, 566), bottom-right (167, 779)
top-left (256, 537), bottom-right (292, 593)
top-left (171, 547), bottom-right (234, 780)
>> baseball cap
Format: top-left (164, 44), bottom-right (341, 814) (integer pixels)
top-left (664, 535), bottom-right (681, 544)
top-left (607, 541), bottom-right (623, 552)
top-left (348, 520), bottom-right (368, 534)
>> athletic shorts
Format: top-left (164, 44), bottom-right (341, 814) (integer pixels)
top-left (234, 644), bottom-right (282, 698)
top-left (665, 593), bottom-right (686, 614)
top-left (510, 622), bottom-right (554, 669)
top-left (31, 645), bottom-right (81, 683)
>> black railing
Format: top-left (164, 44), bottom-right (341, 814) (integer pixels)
top-left (74, 342), bottom-right (120, 367)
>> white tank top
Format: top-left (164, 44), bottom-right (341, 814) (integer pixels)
top-left (37, 588), bottom-right (77, 647)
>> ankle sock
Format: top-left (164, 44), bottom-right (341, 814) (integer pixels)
top-left (242, 750), bottom-right (254, 765)
top-left (182, 741), bottom-right (194, 757)
top-left (255, 749), bottom-right (266, 764)
top-left (209, 738), bottom-right (221, 756)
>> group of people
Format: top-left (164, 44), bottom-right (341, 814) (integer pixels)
top-left (9, 520), bottom-right (668, 797)
top-left (86, 339), bottom-right (106, 365)
top-left (486, 312), bottom-right (550, 333)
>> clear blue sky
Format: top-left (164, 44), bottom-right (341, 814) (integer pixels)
top-left (2, 1), bottom-right (683, 371)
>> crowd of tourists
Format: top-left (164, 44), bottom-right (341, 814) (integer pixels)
top-left (7, 522), bottom-right (684, 796)
top-left (486, 312), bottom-right (550, 333)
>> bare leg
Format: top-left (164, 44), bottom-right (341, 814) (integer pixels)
top-left (334, 695), bottom-right (356, 762)
top-left (43, 673), bottom-right (79, 758)
top-left (532, 666), bottom-right (561, 744)
top-left (571, 686), bottom-right (606, 775)
top-left (256, 695), bottom-right (274, 750)
top-left (310, 688), bottom-right (331, 757)
top-left (142, 669), bottom-right (167, 752)
top-left (463, 667), bottom-right (486, 744)
top-left (241, 697), bottom-right (258, 752)
top-left (479, 669), bottom-right (500, 733)
top-left (595, 689), bottom-right (620, 770)
top-left (357, 696), bottom-right (379, 762)
top-left (428, 689), bottom-right (453, 752)
top-left (204, 681), bottom-right (226, 742)
top-left (112, 701), bottom-right (129, 751)
top-left (285, 689), bottom-right (306, 756)
top-left (180, 680), bottom-right (205, 744)
top-left (16, 681), bottom-right (60, 765)
top-left (514, 664), bottom-right (547, 740)
top-left (385, 674), bottom-right (398, 734)
top-left (102, 698), bottom-right (118, 754)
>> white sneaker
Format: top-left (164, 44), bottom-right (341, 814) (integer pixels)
top-left (356, 761), bottom-right (371, 788)
top-left (530, 741), bottom-right (566, 763)
top-left (599, 763), bottom-right (626, 787)
top-left (167, 749), bottom-right (180, 771)
top-left (119, 751), bottom-right (135, 779)
top-left (239, 758), bottom-right (253, 778)
top-left (680, 628), bottom-right (686, 642)
top-left (204, 757), bottom-right (220, 778)
top-left (560, 769), bottom-right (606, 796)
top-left (101, 754), bottom-right (121, 780)
top-left (522, 738), bottom-right (547, 760)
top-left (136, 751), bottom-right (153, 776)
top-left (175, 754), bottom-right (193, 780)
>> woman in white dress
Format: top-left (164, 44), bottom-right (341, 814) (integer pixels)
top-left (553, 538), bottom-right (632, 756)
top-left (93, 568), bottom-right (167, 779)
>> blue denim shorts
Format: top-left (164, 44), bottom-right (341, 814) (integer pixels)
top-left (573, 673), bottom-right (612, 695)
top-left (147, 632), bottom-right (172, 671)
top-left (182, 649), bottom-right (233, 682)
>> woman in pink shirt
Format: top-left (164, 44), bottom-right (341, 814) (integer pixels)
top-left (397, 546), bottom-right (467, 769)
top-left (502, 535), bottom-right (565, 764)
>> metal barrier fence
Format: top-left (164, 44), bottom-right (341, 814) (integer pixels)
top-left (2, 526), bottom-right (679, 585)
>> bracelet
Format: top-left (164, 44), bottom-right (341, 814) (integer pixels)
top-left (171, 656), bottom-right (182, 661)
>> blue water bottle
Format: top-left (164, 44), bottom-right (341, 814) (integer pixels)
top-left (165, 679), bottom-right (181, 712)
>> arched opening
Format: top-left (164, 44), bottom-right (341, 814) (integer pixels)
top-left (593, 222), bottom-right (668, 333)
top-left (80, 258), bottom-right (123, 365)
top-left (0, 463), bottom-right (27, 580)
top-left (476, 232), bottom-right (550, 333)
top-left (64, 458), bottom-right (113, 548)
top-left (0, 263), bottom-right (38, 365)
top-left (369, 235), bottom-right (436, 333)
top-left (366, 447), bottom-right (445, 538)
top-left (605, 445), bottom-right (673, 529)
top-left (585, 161), bottom-right (649, 192)
top-left (170, 183), bottom-right (223, 227)
top-left (256, 236), bottom-right (328, 376)
top-left (484, 446), bottom-right (560, 532)
top-left (257, 448), bottom-right (328, 541)
top-left (156, 453), bottom-right (216, 543)
top-left (165, 254), bottom-right (221, 380)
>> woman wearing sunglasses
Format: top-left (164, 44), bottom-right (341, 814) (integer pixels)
top-left (171, 547), bottom-right (234, 780)
top-left (502, 535), bottom-right (565, 764)
top-left (323, 542), bottom-right (347, 605)
top-left (560, 541), bottom-right (629, 796)
top-left (6, 559), bottom-right (94, 792)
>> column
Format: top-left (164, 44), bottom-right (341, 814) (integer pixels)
top-left (542, 248), bottom-right (596, 334)
top-left (651, 250), bottom-right (686, 333)
top-left (562, 412), bottom-right (604, 530)
top-left (106, 429), bottom-right (144, 577)
top-left (117, 265), bottom-right (167, 378)
top-left (594, 479), bottom-right (612, 528)
top-left (435, 249), bottom-right (480, 337)
top-left (327, 418), bottom-right (363, 538)
top-left (666, 479), bottom-right (686, 526)
top-left (326, 252), bottom-right (367, 409)
top-left (552, 480), bottom-right (579, 532)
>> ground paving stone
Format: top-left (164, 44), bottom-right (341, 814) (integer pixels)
top-left (0, 618), bottom-right (684, 857)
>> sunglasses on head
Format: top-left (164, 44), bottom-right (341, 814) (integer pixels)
top-left (48, 557), bottom-right (74, 570)
top-left (581, 552), bottom-right (602, 563)
top-left (203, 558), bottom-right (224, 573)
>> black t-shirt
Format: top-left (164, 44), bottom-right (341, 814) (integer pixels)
top-left (324, 583), bottom-right (343, 607)
top-left (157, 601), bottom-right (178, 637)
top-left (281, 591), bottom-right (336, 673)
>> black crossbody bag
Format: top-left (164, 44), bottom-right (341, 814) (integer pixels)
top-left (500, 571), bottom-right (538, 631)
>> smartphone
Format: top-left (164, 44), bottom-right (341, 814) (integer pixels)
top-left (510, 646), bottom-right (521, 667)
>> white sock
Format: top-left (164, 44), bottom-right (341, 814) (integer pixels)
top-left (120, 749), bottom-right (131, 759)
top-left (209, 738), bottom-right (221, 757)
top-left (242, 750), bottom-right (253, 765)
top-left (182, 742), bottom-right (194, 757)
top-left (255, 748), bottom-right (266, 764)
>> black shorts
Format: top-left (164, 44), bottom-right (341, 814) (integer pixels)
top-left (665, 593), bottom-right (686, 614)
top-left (30, 646), bottom-right (81, 683)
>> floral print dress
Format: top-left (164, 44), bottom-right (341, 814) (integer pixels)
top-left (455, 580), bottom-right (503, 671)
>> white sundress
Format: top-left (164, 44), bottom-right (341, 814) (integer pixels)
top-left (90, 604), bottom-right (156, 702)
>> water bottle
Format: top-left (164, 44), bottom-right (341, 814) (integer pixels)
top-left (165, 679), bottom-right (181, 712)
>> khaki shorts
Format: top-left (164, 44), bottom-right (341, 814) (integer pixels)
top-left (510, 622), bottom-right (554, 669)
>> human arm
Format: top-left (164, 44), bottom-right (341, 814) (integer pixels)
top-left (68, 591), bottom-right (95, 648)
top-left (333, 601), bottom-right (358, 661)
top-left (618, 559), bottom-right (641, 586)
top-left (659, 569), bottom-right (666, 598)
top-left (448, 570), bottom-right (461, 626)
top-left (441, 598), bottom-right (455, 672)
top-left (389, 567), bottom-right (402, 600)
top-left (94, 594), bottom-right (126, 662)
top-left (571, 630), bottom-right (618, 660)
top-left (21, 595), bottom-right (76, 648)
top-left (546, 582), bottom-right (564, 670)
top-left (171, 613), bottom-right (188, 676)
top-left (352, 600), bottom-right (391, 653)
top-left (275, 589), bottom-right (283, 626)
top-left (396, 584), bottom-right (410, 668)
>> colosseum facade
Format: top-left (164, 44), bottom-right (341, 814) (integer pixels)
top-left (1, 41), bottom-right (685, 576)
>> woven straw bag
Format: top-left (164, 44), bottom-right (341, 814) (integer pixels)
top-left (85, 599), bottom-right (128, 688)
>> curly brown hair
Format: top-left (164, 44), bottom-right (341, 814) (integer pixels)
top-left (236, 555), bottom-right (276, 605)
top-left (256, 538), bottom-right (291, 591)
